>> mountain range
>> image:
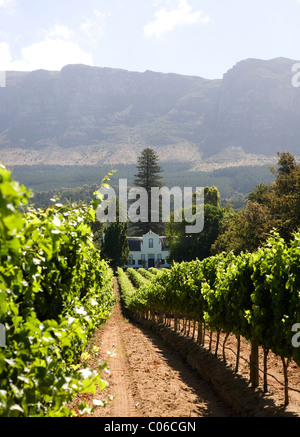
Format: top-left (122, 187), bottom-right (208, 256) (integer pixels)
top-left (0, 57), bottom-right (300, 169)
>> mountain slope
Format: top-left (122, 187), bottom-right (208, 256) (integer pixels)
top-left (205, 57), bottom-right (300, 157)
top-left (0, 57), bottom-right (299, 166)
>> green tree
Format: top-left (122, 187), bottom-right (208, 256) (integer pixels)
top-left (247, 182), bottom-right (270, 205)
top-left (213, 151), bottom-right (300, 254)
top-left (212, 201), bottom-right (273, 254)
top-left (204, 186), bottom-right (221, 207)
top-left (102, 220), bottom-right (129, 271)
top-left (166, 186), bottom-right (224, 262)
top-left (132, 148), bottom-right (163, 235)
top-left (269, 151), bottom-right (300, 241)
top-left (90, 217), bottom-right (106, 250)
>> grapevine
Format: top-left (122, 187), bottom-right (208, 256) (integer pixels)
top-left (120, 234), bottom-right (300, 405)
top-left (0, 167), bottom-right (115, 416)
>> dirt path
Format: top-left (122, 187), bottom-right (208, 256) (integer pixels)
top-left (71, 278), bottom-right (234, 417)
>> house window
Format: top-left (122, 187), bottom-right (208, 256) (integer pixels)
top-left (138, 254), bottom-right (145, 266)
top-left (157, 254), bottom-right (163, 266)
top-left (149, 238), bottom-right (153, 248)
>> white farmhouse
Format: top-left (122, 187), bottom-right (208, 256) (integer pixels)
top-left (124, 230), bottom-right (170, 269)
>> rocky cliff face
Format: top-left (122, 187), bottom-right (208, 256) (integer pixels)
top-left (0, 57), bottom-right (299, 165)
top-left (207, 57), bottom-right (300, 157)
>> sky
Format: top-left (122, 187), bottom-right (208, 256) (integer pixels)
top-left (0, 0), bottom-right (300, 79)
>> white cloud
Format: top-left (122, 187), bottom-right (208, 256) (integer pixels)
top-left (0, 42), bottom-right (12, 70)
top-left (0, 0), bottom-right (15, 8)
top-left (1, 25), bottom-right (93, 71)
top-left (14, 39), bottom-right (93, 71)
top-left (80, 9), bottom-right (109, 43)
top-left (0, 10), bottom-right (110, 72)
top-left (47, 24), bottom-right (74, 41)
top-left (144, 0), bottom-right (210, 39)
top-left (0, 0), bottom-right (16, 13)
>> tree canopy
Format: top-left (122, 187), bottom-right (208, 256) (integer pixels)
top-left (213, 151), bottom-right (300, 254)
top-left (102, 220), bottom-right (129, 271)
top-left (166, 186), bottom-right (224, 262)
top-left (166, 152), bottom-right (300, 261)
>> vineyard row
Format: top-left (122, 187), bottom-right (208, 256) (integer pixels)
top-left (117, 236), bottom-right (300, 406)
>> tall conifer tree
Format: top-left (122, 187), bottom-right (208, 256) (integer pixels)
top-left (133, 148), bottom-right (163, 235)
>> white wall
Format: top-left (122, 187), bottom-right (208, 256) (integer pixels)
top-left (125, 231), bottom-right (170, 268)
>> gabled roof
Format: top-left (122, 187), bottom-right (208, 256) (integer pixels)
top-left (127, 233), bottom-right (170, 252)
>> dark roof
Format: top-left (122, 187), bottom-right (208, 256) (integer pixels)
top-left (127, 235), bottom-right (170, 251)
top-left (128, 237), bottom-right (142, 251)
top-left (159, 236), bottom-right (170, 251)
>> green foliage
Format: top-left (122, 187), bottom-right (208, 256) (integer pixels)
top-left (102, 221), bottom-right (129, 271)
top-left (204, 186), bottom-right (221, 207)
top-left (134, 148), bottom-right (163, 190)
top-left (116, 268), bottom-right (136, 309)
top-left (137, 268), bottom-right (155, 280)
top-left (212, 201), bottom-right (274, 255)
top-left (121, 232), bottom-right (300, 365)
top-left (166, 196), bottom-right (224, 262)
top-left (214, 152), bottom-right (300, 254)
top-left (126, 268), bottom-right (150, 288)
top-left (30, 184), bottom-right (100, 209)
top-left (132, 148), bottom-right (164, 235)
top-left (269, 152), bottom-right (300, 241)
top-left (0, 166), bottom-right (115, 417)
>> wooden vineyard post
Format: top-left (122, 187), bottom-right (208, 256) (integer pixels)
top-left (263, 348), bottom-right (269, 393)
top-left (183, 317), bottom-right (187, 334)
top-left (192, 320), bottom-right (196, 339)
top-left (215, 330), bottom-right (220, 357)
top-left (209, 331), bottom-right (213, 351)
top-left (187, 319), bottom-right (191, 337)
top-left (174, 313), bottom-right (178, 332)
top-left (158, 311), bottom-right (164, 323)
top-left (235, 335), bottom-right (240, 373)
top-left (197, 321), bottom-right (203, 345)
top-left (281, 356), bottom-right (290, 406)
top-left (250, 341), bottom-right (259, 388)
top-left (223, 332), bottom-right (230, 363)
